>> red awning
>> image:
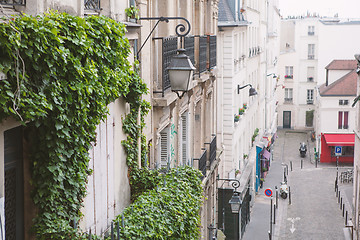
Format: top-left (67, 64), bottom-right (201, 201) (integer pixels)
top-left (323, 133), bottom-right (355, 146)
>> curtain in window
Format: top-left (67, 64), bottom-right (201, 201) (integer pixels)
top-left (338, 111), bottom-right (343, 129)
top-left (344, 111), bottom-right (349, 129)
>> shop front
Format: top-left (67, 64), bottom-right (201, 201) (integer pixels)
top-left (320, 133), bottom-right (355, 163)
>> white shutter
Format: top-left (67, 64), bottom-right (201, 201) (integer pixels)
top-left (181, 113), bottom-right (188, 165)
top-left (160, 129), bottom-right (169, 168)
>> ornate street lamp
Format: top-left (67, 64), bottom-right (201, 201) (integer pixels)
top-left (238, 83), bottom-right (257, 96)
top-left (137, 16), bottom-right (195, 99)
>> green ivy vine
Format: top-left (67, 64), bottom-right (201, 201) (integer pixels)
top-left (0, 11), bottom-right (202, 239)
top-left (0, 11), bottom-right (148, 239)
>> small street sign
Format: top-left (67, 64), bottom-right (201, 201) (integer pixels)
top-left (335, 146), bottom-right (342, 156)
top-left (264, 188), bottom-right (273, 197)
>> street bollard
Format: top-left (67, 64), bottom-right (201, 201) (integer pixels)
top-left (338, 191), bottom-right (341, 203)
top-left (268, 231), bottom-right (271, 240)
top-left (346, 211), bottom-right (348, 225)
top-left (270, 197), bottom-right (273, 237)
top-left (335, 178), bottom-right (337, 192)
top-left (301, 159), bottom-right (303, 169)
top-left (315, 156), bottom-right (317, 168)
top-left (275, 186), bottom-right (279, 208)
top-left (289, 186), bottom-right (291, 205)
top-left (273, 204), bottom-right (276, 225)
top-left (290, 161), bottom-right (293, 171)
top-left (343, 204), bottom-right (345, 217)
top-left (341, 198), bottom-right (343, 210)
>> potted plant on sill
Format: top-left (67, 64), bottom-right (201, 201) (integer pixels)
top-left (234, 114), bottom-right (240, 122)
top-left (243, 103), bottom-right (247, 109)
top-left (125, 5), bottom-right (139, 22)
top-left (239, 107), bottom-right (245, 115)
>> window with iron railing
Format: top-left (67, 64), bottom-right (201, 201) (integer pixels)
top-left (155, 35), bottom-right (216, 96)
top-left (84, 0), bottom-right (100, 10)
top-left (308, 44), bottom-right (315, 59)
top-left (0, 0), bottom-right (25, 5)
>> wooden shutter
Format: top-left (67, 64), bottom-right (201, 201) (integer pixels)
top-left (181, 113), bottom-right (188, 165)
top-left (338, 111), bottom-right (343, 129)
top-left (160, 129), bottom-right (169, 168)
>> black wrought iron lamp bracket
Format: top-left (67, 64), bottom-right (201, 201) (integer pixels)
top-left (216, 175), bottom-right (241, 192)
top-left (136, 16), bottom-right (191, 60)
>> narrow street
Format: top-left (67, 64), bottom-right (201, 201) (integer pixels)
top-left (243, 130), bottom-right (352, 240)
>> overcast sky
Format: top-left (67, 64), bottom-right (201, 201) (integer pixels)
top-left (278, 0), bottom-right (360, 18)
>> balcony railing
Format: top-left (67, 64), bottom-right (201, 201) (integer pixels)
top-left (209, 35), bottom-right (216, 69)
top-left (307, 77), bottom-right (314, 82)
top-left (308, 55), bottom-right (315, 60)
top-left (0, 0), bottom-right (25, 5)
top-left (308, 32), bottom-right (315, 36)
top-left (155, 35), bottom-right (217, 96)
top-left (196, 149), bottom-right (207, 179)
top-left (84, 0), bottom-right (100, 10)
top-left (209, 135), bottom-right (216, 166)
top-left (307, 99), bottom-right (313, 104)
top-left (284, 98), bottom-right (293, 103)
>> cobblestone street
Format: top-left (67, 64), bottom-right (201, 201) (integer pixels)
top-left (243, 130), bottom-right (352, 240)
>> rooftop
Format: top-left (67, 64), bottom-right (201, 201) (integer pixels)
top-left (325, 60), bottom-right (357, 70)
top-left (319, 70), bottom-right (357, 96)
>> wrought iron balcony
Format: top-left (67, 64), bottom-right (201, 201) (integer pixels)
top-left (84, 0), bottom-right (100, 10)
top-left (155, 35), bottom-right (217, 96)
top-left (284, 98), bottom-right (293, 103)
top-left (0, 0), bottom-right (25, 5)
top-left (307, 99), bottom-right (314, 104)
top-left (209, 135), bottom-right (216, 166)
top-left (197, 149), bottom-right (207, 179)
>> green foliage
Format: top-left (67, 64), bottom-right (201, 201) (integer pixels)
top-left (0, 11), bottom-right (147, 239)
top-left (125, 6), bottom-right (140, 20)
top-left (0, 10), bottom-right (202, 239)
top-left (113, 166), bottom-right (203, 239)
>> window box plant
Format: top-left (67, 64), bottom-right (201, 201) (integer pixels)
top-left (234, 114), bottom-right (240, 122)
top-left (284, 74), bottom-right (293, 79)
top-left (125, 6), bottom-right (139, 22)
top-left (239, 107), bottom-right (245, 115)
top-left (243, 103), bottom-right (247, 109)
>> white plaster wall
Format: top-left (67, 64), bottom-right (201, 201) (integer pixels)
top-left (318, 96), bottom-right (356, 133)
top-left (327, 70), bottom-right (353, 86)
top-left (318, 22), bottom-right (360, 85)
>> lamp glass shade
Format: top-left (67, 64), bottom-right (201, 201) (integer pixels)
top-left (167, 49), bottom-right (195, 93)
top-left (168, 69), bottom-right (193, 92)
top-left (229, 193), bottom-right (242, 213)
top-left (249, 87), bottom-right (257, 96)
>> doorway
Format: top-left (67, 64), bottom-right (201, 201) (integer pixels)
top-left (4, 126), bottom-right (24, 240)
top-left (283, 111), bottom-right (291, 128)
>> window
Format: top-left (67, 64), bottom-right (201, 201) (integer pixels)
top-left (159, 127), bottom-right (170, 168)
top-left (307, 89), bottom-right (314, 104)
top-left (284, 88), bottom-right (293, 102)
top-left (308, 26), bottom-right (315, 35)
top-left (285, 66), bottom-right (293, 78)
top-left (308, 44), bottom-right (315, 59)
top-left (339, 100), bottom-right (349, 105)
top-left (307, 67), bottom-right (314, 81)
top-left (306, 110), bottom-right (314, 127)
top-left (338, 111), bottom-right (349, 129)
top-left (180, 112), bottom-right (189, 165)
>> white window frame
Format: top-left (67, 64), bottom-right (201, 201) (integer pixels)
top-left (308, 44), bottom-right (315, 59)
top-left (285, 66), bottom-right (293, 77)
top-left (308, 26), bottom-right (315, 35)
top-left (285, 88), bottom-right (293, 101)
